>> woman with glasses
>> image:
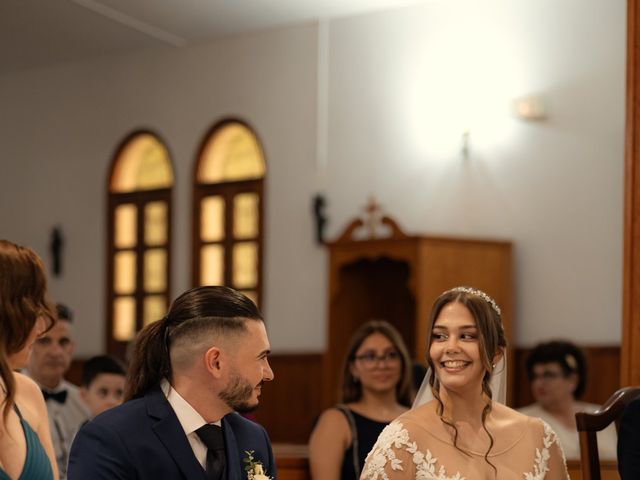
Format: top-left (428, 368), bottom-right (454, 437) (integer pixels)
top-left (362, 287), bottom-right (570, 479)
top-left (518, 340), bottom-right (617, 459)
top-left (309, 320), bottom-right (413, 480)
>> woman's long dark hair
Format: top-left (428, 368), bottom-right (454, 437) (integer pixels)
top-left (341, 319), bottom-right (413, 407)
top-left (425, 287), bottom-right (506, 474)
top-left (125, 285), bottom-right (262, 400)
top-left (0, 240), bottom-right (55, 423)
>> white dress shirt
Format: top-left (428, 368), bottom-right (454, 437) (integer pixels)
top-left (25, 375), bottom-right (91, 480)
top-left (518, 402), bottom-right (618, 459)
top-left (160, 379), bottom-right (222, 469)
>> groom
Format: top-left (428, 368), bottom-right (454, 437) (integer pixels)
top-left (68, 286), bottom-right (275, 480)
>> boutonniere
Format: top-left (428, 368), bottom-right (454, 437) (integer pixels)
top-left (243, 450), bottom-right (271, 480)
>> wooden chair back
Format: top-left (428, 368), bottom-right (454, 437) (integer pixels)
top-left (575, 386), bottom-right (640, 480)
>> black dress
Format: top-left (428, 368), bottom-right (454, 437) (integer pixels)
top-left (338, 408), bottom-right (388, 480)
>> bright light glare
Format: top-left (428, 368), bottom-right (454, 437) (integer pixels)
top-left (404, 0), bottom-right (527, 160)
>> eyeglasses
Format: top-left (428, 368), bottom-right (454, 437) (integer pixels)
top-left (530, 371), bottom-right (565, 381)
top-left (353, 351), bottom-right (401, 369)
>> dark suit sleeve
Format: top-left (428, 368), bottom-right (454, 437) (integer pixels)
top-left (68, 419), bottom-right (135, 480)
top-left (262, 426), bottom-right (276, 479)
top-left (618, 399), bottom-right (640, 480)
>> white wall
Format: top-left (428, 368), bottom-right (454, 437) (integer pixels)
top-left (324, 0), bottom-right (625, 346)
top-left (0, 23), bottom-right (322, 354)
top-left (0, 0), bottom-right (626, 355)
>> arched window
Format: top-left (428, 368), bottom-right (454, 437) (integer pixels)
top-left (193, 119), bottom-right (265, 307)
top-left (107, 131), bottom-right (174, 358)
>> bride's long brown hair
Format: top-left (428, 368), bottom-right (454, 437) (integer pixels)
top-left (425, 287), bottom-right (506, 474)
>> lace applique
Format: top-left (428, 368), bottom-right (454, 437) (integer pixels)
top-left (361, 421), bottom-right (465, 480)
top-left (524, 421), bottom-right (564, 480)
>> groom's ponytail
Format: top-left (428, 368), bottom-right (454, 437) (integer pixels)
top-left (125, 318), bottom-right (171, 401)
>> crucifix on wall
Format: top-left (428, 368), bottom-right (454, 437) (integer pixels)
top-left (49, 226), bottom-right (64, 277)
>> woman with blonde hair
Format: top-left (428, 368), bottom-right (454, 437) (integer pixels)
top-left (0, 239), bottom-right (58, 479)
top-left (362, 287), bottom-right (569, 479)
top-left (309, 320), bottom-right (412, 480)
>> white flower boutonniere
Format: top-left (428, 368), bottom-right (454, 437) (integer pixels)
top-left (243, 450), bottom-right (272, 480)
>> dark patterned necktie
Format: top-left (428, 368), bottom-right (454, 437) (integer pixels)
top-left (196, 424), bottom-right (226, 480)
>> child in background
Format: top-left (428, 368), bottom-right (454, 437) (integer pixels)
top-left (79, 355), bottom-right (126, 418)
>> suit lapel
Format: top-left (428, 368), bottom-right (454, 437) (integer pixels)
top-left (223, 417), bottom-right (243, 480)
top-left (146, 387), bottom-right (206, 480)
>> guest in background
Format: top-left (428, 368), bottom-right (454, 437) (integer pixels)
top-left (309, 320), bottom-right (413, 480)
top-left (26, 303), bottom-right (90, 479)
top-left (518, 340), bottom-right (617, 459)
top-left (79, 355), bottom-right (126, 418)
top-left (618, 396), bottom-right (640, 479)
top-left (0, 239), bottom-right (59, 479)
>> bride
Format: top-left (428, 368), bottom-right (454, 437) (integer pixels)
top-left (361, 287), bottom-right (569, 480)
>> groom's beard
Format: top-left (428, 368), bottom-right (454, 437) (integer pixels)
top-left (219, 372), bottom-right (261, 413)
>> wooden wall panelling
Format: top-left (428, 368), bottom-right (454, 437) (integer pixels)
top-left (273, 445), bottom-right (310, 480)
top-left (566, 460), bottom-right (620, 480)
top-left (70, 345), bottom-right (619, 446)
top-left (253, 354), bottom-right (323, 444)
top-left (623, 0), bottom-right (640, 387)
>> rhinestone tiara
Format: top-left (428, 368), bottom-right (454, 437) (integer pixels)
top-left (448, 286), bottom-right (501, 316)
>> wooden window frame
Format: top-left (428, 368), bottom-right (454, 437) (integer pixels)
top-left (106, 131), bottom-right (173, 359)
top-left (192, 119), bottom-right (265, 307)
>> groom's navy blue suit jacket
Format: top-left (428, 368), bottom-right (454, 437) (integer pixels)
top-left (67, 385), bottom-right (275, 480)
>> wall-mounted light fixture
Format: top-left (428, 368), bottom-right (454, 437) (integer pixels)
top-left (512, 95), bottom-right (547, 121)
top-left (461, 129), bottom-right (470, 160)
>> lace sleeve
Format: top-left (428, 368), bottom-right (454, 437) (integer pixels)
top-left (525, 420), bottom-right (570, 480)
top-left (361, 421), bottom-right (416, 480)
top-left (361, 421), bottom-right (465, 480)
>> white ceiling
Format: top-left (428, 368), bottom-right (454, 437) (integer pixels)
top-left (0, 0), bottom-right (427, 74)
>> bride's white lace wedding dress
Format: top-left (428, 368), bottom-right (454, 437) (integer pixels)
top-left (361, 402), bottom-right (569, 480)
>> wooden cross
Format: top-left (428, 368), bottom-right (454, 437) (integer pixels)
top-left (363, 196), bottom-right (382, 238)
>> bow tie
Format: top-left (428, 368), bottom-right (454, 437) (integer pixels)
top-left (42, 389), bottom-right (67, 404)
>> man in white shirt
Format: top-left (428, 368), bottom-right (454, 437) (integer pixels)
top-left (26, 303), bottom-right (90, 480)
top-left (68, 286), bottom-right (275, 480)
